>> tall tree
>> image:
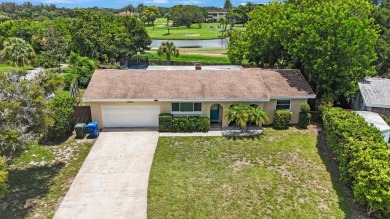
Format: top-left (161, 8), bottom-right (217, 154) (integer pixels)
top-left (169, 5), bottom-right (205, 28)
top-left (1, 37), bottom-right (36, 67)
top-left (283, 0), bottom-right (378, 101)
top-left (164, 13), bottom-right (171, 35)
top-left (227, 29), bottom-right (248, 64)
top-left (370, 0), bottom-right (390, 77)
top-left (143, 6), bottom-right (159, 29)
top-left (41, 26), bottom-right (68, 69)
top-left (114, 15), bottom-right (151, 62)
top-left (224, 0), bottom-right (233, 11)
top-left (157, 41), bottom-right (179, 65)
top-left (125, 4), bottom-right (134, 15)
top-left (231, 0), bottom-right (378, 102)
top-left (137, 3), bottom-right (145, 15)
top-left (0, 70), bottom-right (48, 159)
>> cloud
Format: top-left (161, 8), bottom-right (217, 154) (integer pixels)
top-left (42, 0), bottom-right (92, 4)
top-left (175, 0), bottom-right (203, 4)
top-left (143, 0), bottom-right (169, 4)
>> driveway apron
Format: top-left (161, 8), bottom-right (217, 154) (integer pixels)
top-left (54, 131), bottom-right (159, 219)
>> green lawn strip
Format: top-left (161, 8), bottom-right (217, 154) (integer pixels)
top-left (146, 52), bottom-right (232, 64)
top-left (148, 127), bottom-right (358, 218)
top-left (148, 47), bottom-right (228, 56)
top-left (146, 18), bottom-right (244, 40)
top-left (0, 64), bottom-right (33, 72)
top-left (0, 138), bottom-right (94, 218)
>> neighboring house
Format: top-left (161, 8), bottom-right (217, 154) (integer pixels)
top-left (353, 78), bottom-right (390, 116)
top-left (207, 11), bottom-right (228, 22)
top-left (117, 11), bottom-right (138, 17)
top-left (83, 68), bottom-right (315, 129)
top-left (355, 111), bottom-right (390, 143)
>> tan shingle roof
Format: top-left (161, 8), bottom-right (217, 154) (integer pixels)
top-left (83, 69), bottom-right (315, 101)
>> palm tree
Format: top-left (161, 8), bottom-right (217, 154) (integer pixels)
top-left (1, 37), bottom-right (36, 67)
top-left (225, 104), bottom-right (269, 132)
top-left (157, 42), bottom-right (179, 65)
top-left (164, 13), bottom-right (171, 35)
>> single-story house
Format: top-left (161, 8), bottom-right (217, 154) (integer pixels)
top-left (353, 78), bottom-right (390, 116)
top-left (355, 111), bottom-right (390, 143)
top-left (83, 68), bottom-right (316, 129)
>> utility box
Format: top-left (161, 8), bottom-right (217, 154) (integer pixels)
top-left (195, 62), bottom-right (202, 70)
top-left (74, 123), bottom-right (86, 139)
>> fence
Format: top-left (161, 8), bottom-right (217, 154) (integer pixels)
top-left (73, 106), bottom-right (92, 125)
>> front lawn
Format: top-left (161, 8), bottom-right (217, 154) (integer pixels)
top-left (148, 126), bottom-right (364, 218)
top-left (0, 137), bottom-right (94, 218)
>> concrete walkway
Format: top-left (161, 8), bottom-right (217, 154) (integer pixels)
top-left (54, 131), bottom-right (159, 219)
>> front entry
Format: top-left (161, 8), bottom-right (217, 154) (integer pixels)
top-left (210, 104), bottom-right (220, 121)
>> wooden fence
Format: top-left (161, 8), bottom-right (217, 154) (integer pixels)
top-left (73, 106), bottom-right (92, 125)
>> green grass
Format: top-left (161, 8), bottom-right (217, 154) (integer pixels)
top-left (146, 18), bottom-right (244, 40)
top-left (147, 52), bottom-right (233, 64)
top-left (0, 64), bottom-right (32, 71)
top-left (148, 126), bottom-right (363, 218)
top-left (0, 137), bottom-right (94, 218)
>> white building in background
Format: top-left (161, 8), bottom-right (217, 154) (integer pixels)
top-left (207, 11), bottom-right (228, 22)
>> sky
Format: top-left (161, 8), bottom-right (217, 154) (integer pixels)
top-left (2, 0), bottom-right (271, 9)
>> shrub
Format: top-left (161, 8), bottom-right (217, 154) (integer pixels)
top-left (171, 116), bottom-right (210, 133)
top-left (273, 110), bottom-right (292, 130)
top-left (45, 92), bottom-right (76, 140)
top-left (0, 157), bottom-right (8, 198)
top-left (300, 103), bottom-right (310, 113)
top-left (322, 107), bottom-right (390, 216)
top-left (159, 113), bottom-right (173, 132)
top-left (298, 103), bottom-right (311, 129)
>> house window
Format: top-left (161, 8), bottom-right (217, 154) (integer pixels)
top-left (276, 100), bottom-right (291, 110)
top-left (172, 102), bottom-right (202, 113)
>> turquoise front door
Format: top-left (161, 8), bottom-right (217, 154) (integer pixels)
top-left (210, 104), bottom-right (219, 121)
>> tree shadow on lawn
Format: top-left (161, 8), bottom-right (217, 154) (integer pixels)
top-left (38, 132), bottom-right (74, 146)
top-left (316, 124), bottom-right (370, 219)
top-left (0, 162), bottom-right (65, 218)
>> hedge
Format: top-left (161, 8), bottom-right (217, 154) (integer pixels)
top-left (322, 107), bottom-right (390, 216)
top-left (273, 110), bottom-right (292, 130)
top-left (46, 92), bottom-right (77, 140)
top-left (158, 114), bottom-right (210, 132)
top-left (159, 113), bottom-right (173, 132)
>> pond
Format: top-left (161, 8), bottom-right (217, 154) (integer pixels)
top-left (151, 38), bottom-right (229, 48)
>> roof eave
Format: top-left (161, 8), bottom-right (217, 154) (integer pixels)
top-left (82, 98), bottom-right (272, 103)
top-left (365, 103), bottom-right (390, 108)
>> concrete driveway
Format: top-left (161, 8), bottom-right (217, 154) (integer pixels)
top-left (54, 130), bottom-right (159, 219)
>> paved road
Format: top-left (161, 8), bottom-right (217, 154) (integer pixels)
top-left (54, 131), bottom-right (159, 219)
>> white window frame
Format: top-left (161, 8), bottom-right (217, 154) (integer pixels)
top-left (276, 100), bottom-right (291, 110)
top-left (171, 102), bottom-right (203, 115)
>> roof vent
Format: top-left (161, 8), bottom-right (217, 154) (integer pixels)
top-left (195, 62), bottom-right (202, 70)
